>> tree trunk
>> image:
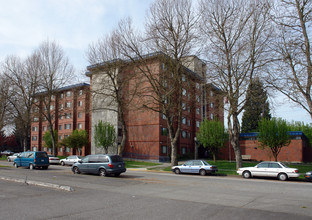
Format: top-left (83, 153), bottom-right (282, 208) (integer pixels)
top-left (213, 153), bottom-right (216, 163)
top-left (228, 113), bottom-right (242, 169)
top-left (118, 118), bottom-right (127, 157)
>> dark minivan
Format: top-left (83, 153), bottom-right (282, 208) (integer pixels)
top-left (13, 151), bottom-right (49, 170)
top-left (72, 154), bottom-right (126, 177)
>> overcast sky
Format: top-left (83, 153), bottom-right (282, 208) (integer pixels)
top-left (0, 0), bottom-right (310, 124)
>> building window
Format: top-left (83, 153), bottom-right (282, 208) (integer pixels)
top-left (181, 131), bottom-right (187, 138)
top-left (78, 112), bottom-right (82, 118)
top-left (59, 104), bottom-right (64, 110)
top-left (182, 74), bottom-right (186, 82)
top-left (59, 135), bottom-right (63, 140)
top-left (32, 127), bottom-right (38, 132)
top-left (65, 124), bottom-right (71, 130)
top-left (60, 93), bottom-right (64, 99)
top-left (65, 102), bottom-right (72, 108)
top-left (78, 101), bottom-right (83, 107)
top-left (210, 103), bottom-right (214, 108)
top-left (196, 121), bottom-right (200, 128)
top-left (66, 147), bottom-right (70, 153)
top-left (210, 91), bottom-right (213, 97)
top-left (32, 136), bottom-right (37, 141)
top-left (161, 127), bottom-right (168, 136)
top-left (182, 117), bottom-right (186, 125)
top-left (196, 83), bottom-right (200, 89)
top-left (33, 107), bottom-right (39, 113)
top-left (66, 91), bottom-right (72, 97)
top-left (33, 117), bottom-right (39, 122)
top-left (196, 95), bottom-right (200, 103)
top-left (196, 108), bottom-right (200, 115)
top-left (162, 114), bottom-right (167, 120)
top-left (182, 102), bottom-right (186, 110)
top-left (78, 123), bottom-right (82, 129)
top-left (32, 146), bottom-right (37, 151)
top-left (59, 147), bottom-right (63, 152)
top-left (161, 145), bottom-right (167, 154)
top-left (43, 126), bottom-right (46, 131)
top-left (59, 125), bottom-right (62, 130)
top-left (65, 113), bottom-right (71, 119)
top-left (182, 88), bottom-right (187, 96)
top-left (79, 90), bottom-right (83, 96)
top-left (50, 105), bottom-right (54, 110)
top-left (181, 147), bottom-right (187, 155)
top-left (51, 95), bottom-right (55, 100)
top-left (187, 119), bottom-right (191, 126)
top-left (210, 113), bottom-right (214, 120)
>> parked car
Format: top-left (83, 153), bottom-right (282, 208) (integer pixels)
top-left (237, 161), bottom-right (299, 181)
top-left (72, 154), bottom-right (126, 177)
top-left (48, 155), bottom-right (60, 164)
top-left (172, 160), bottom-right (218, 176)
top-left (304, 171), bottom-right (312, 182)
top-left (13, 151), bottom-right (49, 169)
top-left (7, 153), bottom-right (20, 162)
top-left (1, 150), bottom-right (14, 156)
top-left (60, 155), bottom-right (82, 166)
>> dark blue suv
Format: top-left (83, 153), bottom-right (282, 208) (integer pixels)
top-left (72, 154), bottom-right (126, 177)
top-left (13, 151), bottom-right (49, 170)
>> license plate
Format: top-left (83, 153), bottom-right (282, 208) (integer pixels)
top-left (41, 159), bottom-right (44, 162)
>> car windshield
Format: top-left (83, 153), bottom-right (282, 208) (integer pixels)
top-left (202, 161), bottom-right (210, 166)
top-left (279, 162), bottom-right (289, 168)
top-left (110, 155), bottom-right (123, 162)
top-left (36, 152), bottom-right (48, 158)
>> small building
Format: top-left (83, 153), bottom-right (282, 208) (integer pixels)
top-left (219, 132), bottom-right (312, 163)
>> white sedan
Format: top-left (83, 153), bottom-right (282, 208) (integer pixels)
top-left (237, 161), bottom-right (300, 181)
top-left (59, 155), bottom-right (82, 166)
top-left (7, 153), bottom-right (20, 162)
top-left (48, 155), bottom-right (60, 164)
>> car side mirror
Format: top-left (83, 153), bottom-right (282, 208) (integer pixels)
top-left (183, 164), bottom-right (186, 166)
top-left (79, 161), bottom-right (83, 163)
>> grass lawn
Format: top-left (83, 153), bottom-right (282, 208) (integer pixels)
top-left (125, 160), bottom-right (161, 168)
top-left (0, 155), bottom-right (8, 161)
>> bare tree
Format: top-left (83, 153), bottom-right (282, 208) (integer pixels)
top-left (0, 73), bottom-right (9, 133)
top-left (87, 30), bottom-right (138, 155)
top-left (2, 54), bottom-right (41, 151)
top-left (269, 0), bottom-right (312, 118)
top-left (33, 40), bottom-right (75, 155)
top-left (117, 0), bottom-right (200, 166)
top-left (200, 0), bottom-right (272, 168)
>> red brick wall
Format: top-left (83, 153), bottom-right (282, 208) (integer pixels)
top-left (219, 138), bottom-right (312, 162)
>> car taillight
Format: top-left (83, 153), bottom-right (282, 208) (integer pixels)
top-left (34, 159), bottom-right (36, 162)
top-left (108, 163), bottom-right (113, 168)
top-left (295, 170), bottom-right (299, 173)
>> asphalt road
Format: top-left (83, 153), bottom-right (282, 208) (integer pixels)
top-left (0, 161), bottom-right (312, 220)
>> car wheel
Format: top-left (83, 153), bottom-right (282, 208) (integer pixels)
top-left (13, 163), bottom-right (18, 168)
top-left (73, 166), bottom-right (80, 174)
top-left (200, 169), bottom-right (206, 176)
top-left (99, 168), bottom-right (107, 177)
top-left (114, 173), bottom-right (121, 177)
top-left (61, 161), bottom-right (65, 166)
top-left (243, 171), bottom-right (251, 178)
top-left (29, 164), bottom-right (34, 170)
top-left (278, 173), bottom-right (288, 181)
top-left (174, 168), bottom-right (181, 174)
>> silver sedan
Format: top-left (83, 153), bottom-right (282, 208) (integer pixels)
top-left (172, 160), bottom-right (218, 176)
top-left (59, 155), bottom-right (82, 166)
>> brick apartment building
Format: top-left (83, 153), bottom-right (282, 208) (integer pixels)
top-left (30, 83), bottom-right (91, 156)
top-left (87, 53), bottom-right (224, 162)
top-left (219, 132), bottom-right (312, 163)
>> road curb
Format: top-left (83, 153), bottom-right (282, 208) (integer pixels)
top-left (0, 176), bottom-right (74, 192)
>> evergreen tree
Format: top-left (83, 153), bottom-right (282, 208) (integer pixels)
top-left (241, 78), bottom-right (271, 133)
